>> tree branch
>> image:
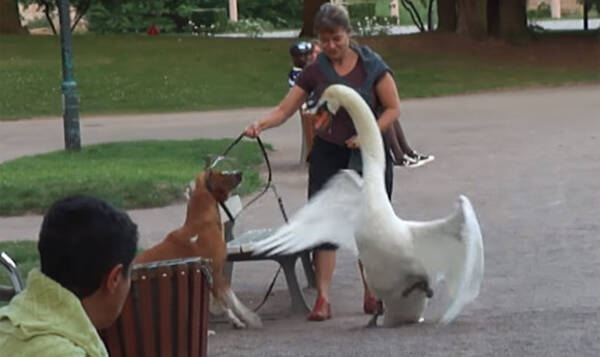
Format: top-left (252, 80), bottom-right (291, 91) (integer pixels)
top-left (42, 0), bottom-right (57, 35)
top-left (71, 0), bottom-right (92, 32)
top-left (401, 0), bottom-right (425, 32)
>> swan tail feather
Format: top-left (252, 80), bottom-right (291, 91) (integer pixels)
top-left (408, 195), bottom-right (484, 324)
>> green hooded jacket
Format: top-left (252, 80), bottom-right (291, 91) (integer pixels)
top-left (0, 269), bottom-right (108, 357)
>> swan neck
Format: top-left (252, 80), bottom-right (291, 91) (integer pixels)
top-left (336, 87), bottom-right (386, 181)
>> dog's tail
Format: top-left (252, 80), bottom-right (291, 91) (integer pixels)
top-left (222, 288), bottom-right (263, 328)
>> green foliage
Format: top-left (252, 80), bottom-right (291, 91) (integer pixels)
top-left (190, 8), bottom-right (228, 28)
top-left (88, 1), bottom-right (173, 34)
top-left (189, 7), bottom-right (228, 35)
top-left (375, 0), bottom-right (392, 16)
top-left (23, 17), bottom-right (49, 30)
top-left (237, 0), bottom-right (303, 29)
top-left (18, 0), bottom-right (95, 33)
top-left (225, 18), bottom-right (273, 36)
top-left (18, 0), bottom-right (84, 15)
top-left (579, 0), bottom-right (600, 11)
top-left (18, 0), bottom-right (301, 33)
top-left (528, 2), bottom-right (552, 19)
top-left (0, 139), bottom-right (267, 216)
top-left (353, 16), bottom-right (400, 36)
top-left (348, 2), bottom-right (377, 20)
top-left (87, 0), bottom-right (219, 34)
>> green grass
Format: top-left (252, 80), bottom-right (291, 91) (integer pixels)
top-left (0, 35), bottom-right (290, 120)
top-left (0, 138), bottom-right (266, 216)
top-left (1, 34), bottom-right (598, 120)
top-left (0, 241), bottom-right (144, 304)
top-left (386, 50), bottom-right (598, 98)
top-left (0, 241), bottom-right (38, 291)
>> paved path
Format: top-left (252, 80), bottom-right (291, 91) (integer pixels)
top-left (1, 85), bottom-right (600, 356)
top-left (215, 19), bottom-right (600, 38)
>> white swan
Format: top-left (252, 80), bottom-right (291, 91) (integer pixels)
top-left (253, 84), bottom-right (484, 326)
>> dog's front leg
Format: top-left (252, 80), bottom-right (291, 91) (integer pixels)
top-left (210, 292), bottom-right (247, 329)
top-left (225, 308), bottom-right (247, 329)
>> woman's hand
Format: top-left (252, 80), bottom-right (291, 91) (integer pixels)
top-left (345, 135), bottom-right (360, 149)
top-left (244, 121), bottom-right (262, 138)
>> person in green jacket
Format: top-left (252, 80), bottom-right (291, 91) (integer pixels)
top-left (0, 195), bottom-right (138, 356)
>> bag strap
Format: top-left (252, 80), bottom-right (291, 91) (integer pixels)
top-left (316, 44), bottom-right (390, 112)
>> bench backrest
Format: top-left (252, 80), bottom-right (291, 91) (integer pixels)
top-left (99, 257), bottom-right (212, 357)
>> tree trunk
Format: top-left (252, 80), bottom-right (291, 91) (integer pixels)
top-left (0, 0), bottom-right (27, 34)
top-left (487, 0), bottom-right (500, 37)
top-left (300, 0), bottom-right (328, 37)
top-left (498, 0), bottom-right (528, 39)
top-left (437, 0), bottom-right (457, 32)
top-left (456, 0), bottom-right (487, 38)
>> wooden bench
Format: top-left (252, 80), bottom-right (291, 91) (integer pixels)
top-left (221, 196), bottom-right (315, 314)
top-left (100, 257), bottom-right (212, 357)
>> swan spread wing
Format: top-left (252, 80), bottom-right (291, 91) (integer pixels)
top-left (251, 170), bottom-right (362, 257)
top-left (406, 195), bottom-right (484, 324)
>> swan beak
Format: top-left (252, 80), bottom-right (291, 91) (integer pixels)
top-left (314, 109), bottom-right (331, 131)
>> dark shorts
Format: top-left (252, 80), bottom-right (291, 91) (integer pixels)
top-left (307, 136), bottom-right (393, 250)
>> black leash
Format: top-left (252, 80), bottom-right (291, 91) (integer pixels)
top-left (212, 133), bottom-right (288, 225)
top-left (209, 133), bottom-right (288, 312)
top-left (249, 136), bottom-right (288, 312)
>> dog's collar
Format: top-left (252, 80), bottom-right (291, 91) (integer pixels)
top-left (205, 171), bottom-right (236, 224)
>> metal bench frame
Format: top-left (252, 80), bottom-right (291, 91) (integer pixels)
top-left (0, 252), bottom-right (24, 301)
top-left (221, 196), bottom-right (315, 314)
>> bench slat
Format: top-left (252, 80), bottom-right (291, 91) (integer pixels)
top-left (157, 265), bottom-right (173, 357)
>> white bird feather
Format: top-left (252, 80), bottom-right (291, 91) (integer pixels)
top-left (251, 84), bottom-right (484, 326)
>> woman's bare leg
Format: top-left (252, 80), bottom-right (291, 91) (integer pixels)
top-left (314, 250), bottom-right (336, 300)
top-left (385, 123), bottom-right (405, 164)
top-left (307, 249), bottom-right (336, 320)
top-left (392, 120), bottom-right (414, 156)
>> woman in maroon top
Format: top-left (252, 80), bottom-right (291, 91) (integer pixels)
top-left (245, 3), bottom-right (406, 321)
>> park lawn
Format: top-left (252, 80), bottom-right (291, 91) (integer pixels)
top-left (1, 34), bottom-right (599, 120)
top-left (0, 138), bottom-right (266, 216)
top-left (0, 241), bottom-right (143, 305)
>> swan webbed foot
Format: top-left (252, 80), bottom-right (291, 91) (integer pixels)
top-left (366, 312), bottom-right (379, 328)
top-left (365, 300), bottom-right (384, 328)
top-left (402, 279), bottom-right (434, 298)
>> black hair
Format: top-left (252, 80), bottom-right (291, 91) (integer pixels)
top-left (38, 195), bottom-right (138, 299)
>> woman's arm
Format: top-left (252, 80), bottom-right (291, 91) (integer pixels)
top-left (374, 72), bottom-right (401, 132)
top-left (245, 86), bottom-right (308, 137)
top-left (346, 72), bottom-right (401, 149)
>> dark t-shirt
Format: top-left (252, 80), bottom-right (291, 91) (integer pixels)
top-left (295, 54), bottom-right (385, 146)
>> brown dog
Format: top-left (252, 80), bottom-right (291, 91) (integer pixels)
top-left (135, 170), bottom-right (262, 329)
